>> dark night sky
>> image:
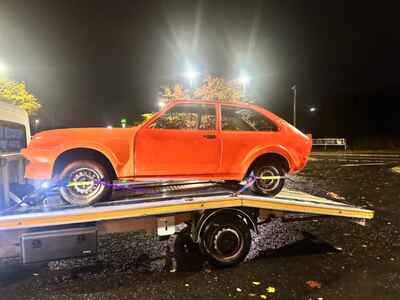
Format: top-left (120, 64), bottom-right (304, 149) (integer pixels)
top-left (0, 0), bottom-right (399, 142)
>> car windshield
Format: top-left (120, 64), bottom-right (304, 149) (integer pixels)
top-left (150, 104), bottom-right (216, 130)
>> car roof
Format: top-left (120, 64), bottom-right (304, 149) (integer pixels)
top-left (148, 98), bottom-right (282, 127)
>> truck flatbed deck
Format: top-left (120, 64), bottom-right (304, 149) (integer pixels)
top-left (0, 185), bottom-right (373, 230)
top-left (0, 173), bottom-right (374, 267)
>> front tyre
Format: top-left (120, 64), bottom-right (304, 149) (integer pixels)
top-left (58, 160), bottom-right (111, 205)
top-left (250, 159), bottom-right (285, 197)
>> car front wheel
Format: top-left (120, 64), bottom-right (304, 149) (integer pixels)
top-left (249, 159), bottom-right (285, 197)
top-left (58, 160), bottom-right (111, 205)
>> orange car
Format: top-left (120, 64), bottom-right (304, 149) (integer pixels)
top-left (22, 100), bottom-right (312, 205)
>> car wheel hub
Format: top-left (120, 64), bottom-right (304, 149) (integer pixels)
top-left (68, 168), bottom-right (104, 197)
top-left (213, 228), bottom-right (242, 259)
top-left (257, 166), bottom-right (280, 192)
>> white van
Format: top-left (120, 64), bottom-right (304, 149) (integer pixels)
top-left (0, 100), bottom-right (31, 206)
top-left (0, 100), bottom-right (30, 154)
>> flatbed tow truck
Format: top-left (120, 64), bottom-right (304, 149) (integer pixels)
top-left (0, 153), bottom-right (374, 267)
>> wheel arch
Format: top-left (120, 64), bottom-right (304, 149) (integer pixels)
top-left (194, 208), bottom-right (258, 243)
top-left (244, 150), bottom-right (292, 179)
top-left (52, 147), bottom-right (117, 179)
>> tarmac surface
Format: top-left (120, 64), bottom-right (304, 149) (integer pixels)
top-left (1, 153), bottom-right (400, 300)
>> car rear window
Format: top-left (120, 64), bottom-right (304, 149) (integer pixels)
top-left (0, 120), bottom-right (27, 154)
top-left (221, 106), bottom-right (277, 132)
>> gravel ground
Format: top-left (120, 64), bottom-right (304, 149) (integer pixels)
top-left (0, 155), bottom-right (399, 300)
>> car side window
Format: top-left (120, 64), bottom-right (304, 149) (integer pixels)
top-left (150, 104), bottom-right (216, 130)
top-left (221, 106), bottom-right (277, 131)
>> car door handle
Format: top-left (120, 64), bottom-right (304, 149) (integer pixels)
top-left (203, 134), bottom-right (217, 139)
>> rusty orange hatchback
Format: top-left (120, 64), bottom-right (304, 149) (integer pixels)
top-left (22, 100), bottom-right (312, 205)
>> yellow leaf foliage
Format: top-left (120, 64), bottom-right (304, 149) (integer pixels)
top-left (142, 113), bottom-right (154, 121)
top-left (0, 78), bottom-right (41, 115)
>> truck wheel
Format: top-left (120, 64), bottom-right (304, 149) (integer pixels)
top-left (250, 159), bottom-right (285, 197)
top-left (200, 214), bottom-right (252, 267)
top-left (58, 160), bottom-right (111, 205)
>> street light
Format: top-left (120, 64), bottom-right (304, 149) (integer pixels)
top-left (238, 71), bottom-right (251, 96)
top-left (291, 85), bottom-right (297, 127)
top-left (120, 118), bottom-right (127, 128)
top-left (184, 67), bottom-right (199, 89)
top-left (238, 73), bottom-right (251, 86)
top-left (34, 119), bottom-right (40, 132)
top-left (309, 107), bottom-right (316, 112)
top-left (0, 62), bottom-right (8, 75)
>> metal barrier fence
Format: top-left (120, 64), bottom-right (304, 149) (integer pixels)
top-left (0, 153), bottom-right (25, 208)
top-left (312, 138), bottom-right (347, 150)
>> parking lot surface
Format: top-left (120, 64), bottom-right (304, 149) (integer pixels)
top-left (0, 154), bottom-right (399, 300)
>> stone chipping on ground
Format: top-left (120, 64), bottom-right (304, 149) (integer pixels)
top-left (48, 219), bottom-right (303, 273)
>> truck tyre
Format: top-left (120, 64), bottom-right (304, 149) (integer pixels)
top-left (58, 160), bottom-right (111, 205)
top-left (200, 214), bottom-right (252, 267)
top-left (250, 159), bottom-right (285, 197)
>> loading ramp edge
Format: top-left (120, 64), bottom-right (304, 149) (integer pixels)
top-left (0, 191), bottom-right (374, 230)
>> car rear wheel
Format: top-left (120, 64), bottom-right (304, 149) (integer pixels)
top-left (250, 159), bottom-right (285, 196)
top-left (58, 160), bottom-right (111, 205)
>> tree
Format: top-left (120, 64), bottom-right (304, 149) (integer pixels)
top-left (160, 76), bottom-right (251, 103)
top-left (132, 113), bottom-right (154, 126)
top-left (141, 76), bottom-right (252, 126)
top-left (193, 76), bottom-right (245, 102)
top-left (161, 84), bottom-right (188, 101)
top-left (142, 113), bottom-right (153, 121)
top-left (0, 78), bottom-right (41, 115)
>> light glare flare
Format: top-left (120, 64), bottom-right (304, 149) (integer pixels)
top-left (41, 181), bottom-right (50, 189)
top-left (238, 72), bottom-right (251, 86)
top-left (184, 68), bottom-right (199, 80)
top-left (0, 62), bottom-right (7, 73)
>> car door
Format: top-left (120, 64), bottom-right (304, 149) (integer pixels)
top-left (219, 104), bottom-right (280, 175)
top-left (135, 102), bottom-right (221, 177)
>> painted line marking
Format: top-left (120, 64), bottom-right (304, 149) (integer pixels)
top-left (312, 153), bottom-right (400, 158)
top-left (392, 166), bottom-right (400, 174)
top-left (340, 162), bottom-right (387, 167)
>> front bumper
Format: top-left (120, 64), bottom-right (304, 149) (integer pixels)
top-left (24, 161), bottom-right (53, 180)
top-left (21, 148), bottom-right (54, 180)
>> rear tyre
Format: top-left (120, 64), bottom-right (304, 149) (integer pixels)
top-left (200, 214), bottom-right (252, 267)
top-left (58, 160), bottom-right (111, 205)
top-left (249, 159), bottom-right (285, 196)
